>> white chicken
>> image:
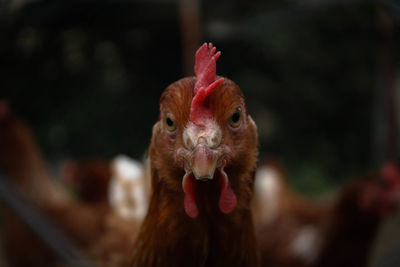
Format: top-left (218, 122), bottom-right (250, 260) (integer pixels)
top-left (109, 155), bottom-right (149, 221)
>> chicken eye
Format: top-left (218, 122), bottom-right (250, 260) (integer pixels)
top-left (229, 107), bottom-right (242, 128)
top-left (165, 116), bottom-right (176, 132)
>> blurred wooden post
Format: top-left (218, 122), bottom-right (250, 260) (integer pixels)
top-left (372, 8), bottom-right (397, 168)
top-left (396, 74), bottom-right (400, 161)
top-left (178, 0), bottom-right (201, 76)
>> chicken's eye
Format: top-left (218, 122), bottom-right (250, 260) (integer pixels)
top-left (229, 107), bottom-right (242, 128)
top-left (165, 116), bottom-right (176, 132)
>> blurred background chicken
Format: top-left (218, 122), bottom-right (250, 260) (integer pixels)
top-left (254, 160), bottom-right (400, 267)
top-left (0, 99), bottom-right (67, 204)
top-left (59, 155), bottom-right (150, 220)
top-left (59, 159), bottom-right (111, 203)
top-left (0, 101), bottom-right (148, 266)
top-left (254, 160), bottom-right (328, 267)
top-left (109, 155), bottom-right (149, 221)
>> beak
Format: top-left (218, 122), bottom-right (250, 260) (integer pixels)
top-left (190, 141), bottom-right (219, 180)
top-left (178, 138), bottom-right (230, 181)
top-left (178, 121), bottom-right (231, 181)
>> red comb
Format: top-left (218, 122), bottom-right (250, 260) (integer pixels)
top-left (190, 43), bottom-right (224, 125)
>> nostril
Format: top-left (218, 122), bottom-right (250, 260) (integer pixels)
top-left (186, 138), bottom-right (194, 149)
top-left (183, 131), bottom-right (195, 150)
top-left (210, 136), bottom-right (219, 148)
top-left (197, 137), bottom-right (207, 145)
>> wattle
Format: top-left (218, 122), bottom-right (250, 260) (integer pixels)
top-left (182, 170), bottom-right (237, 218)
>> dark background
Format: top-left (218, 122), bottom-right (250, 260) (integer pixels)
top-left (0, 0), bottom-right (399, 195)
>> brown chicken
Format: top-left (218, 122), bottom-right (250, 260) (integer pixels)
top-left (0, 99), bottom-right (65, 204)
top-left (132, 43), bottom-right (259, 266)
top-left (314, 162), bottom-right (400, 267)
top-left (0, 101), bottom-right (138, 266)
top-left (254, 160), bottom-right (400, 267)
top-left (254, 160), bottom-right (327, 267)
top-left (60, 159), bottom-right (111, 203)
top-left (60, 155), bottom-right (149, 222)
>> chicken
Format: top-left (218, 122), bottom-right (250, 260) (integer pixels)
top-left (0, 101), bottom-right (140, 266)
top-left (60, 155), bottom-right (149, 220)
top-left (0, 99), bottom-right (66, 204)
top-left (132, 43), bottom-right (259, 266)
top-left (314, 162), bottom-right (400, 267)
top-left (60, 155), bottom-right (147, 266)
top-left (60, 159), bottom-right (111, 203)
top-left (53, 155), bottom-right (148, 266)
top-left (254, 160), bottom-right (327, 267)
top-left (109, 155), bottom-right (149, 220)
top-left (253, 160), bottom-right (325, 227)
top-left (0, 101), bottom-right (108, 265)
top-left (254, 160), bottom-right (400, 267)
